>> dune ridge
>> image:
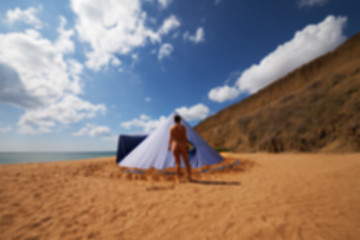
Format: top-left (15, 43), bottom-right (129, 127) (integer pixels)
top-left (195, 32), bottom-right (360, 153)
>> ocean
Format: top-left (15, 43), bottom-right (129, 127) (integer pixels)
top-left (0, 151), bottom-right (116, 165)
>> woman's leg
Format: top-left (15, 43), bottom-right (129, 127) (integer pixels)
top-left (173, 148), bottom-right (181, 183)
top-left (180, 147), bottom-right (192, 181)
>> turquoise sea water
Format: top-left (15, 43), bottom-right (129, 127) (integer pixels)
top-left (0, 151), bottom-right (116, 165)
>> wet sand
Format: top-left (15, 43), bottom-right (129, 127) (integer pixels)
top-left (0, 153), bottom-right (359, 239)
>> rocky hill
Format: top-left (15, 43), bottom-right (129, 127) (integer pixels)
top-left (195, 32), bottom-right (360, 152)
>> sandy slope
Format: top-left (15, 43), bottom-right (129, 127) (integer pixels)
top-left (0, 153), bottom-right (359, 240)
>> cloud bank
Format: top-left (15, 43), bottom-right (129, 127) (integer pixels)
top-left (0, 15), bottom-right (106, 134)
top-left (19, 95), bottom-right (106, 134)
top-left (208, 15), bottom-right (347, 102)
top-left (70, 0), bottom-right (180, 70)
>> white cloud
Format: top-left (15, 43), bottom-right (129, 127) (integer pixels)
top-left (89, 127), bottom-right (110, 137)
top-left (18, 95), bottom-right (106, 134)
top-left (0, 16), bottom-right (107, 134)
top-left (175, 104), bottom-right (210, 121)
top-left (140, 114), bottom-right (151, 120)
top-left (158, 15), bottom-right (180, 35)
top-left (113, 58), bottom-right (122, 65)
top-left (5, 5), bottom-right (43, 29)
top-left (145, 97), bottom-right (152, 102)
top-left (158, 43), bottom-right (174, 60)
top-left (121, 114), bottom-right (167, 133)
top-left (158, 0), bottom-right (172, 9)
top-left (147, 14), bottom-right (180, 44)
top-left (0, 63), bottom-right (42, 108)
top-left (183, 27), bottom-right (205, 44)
top-left (71, 0), bottom-right (180, 71)
top-left (55, 16), bottom-right (75, 53)
top-left (131, 54), bottom-right (139, 61)
top-left (208, 85), bottom-right (240, 103)
top-left (214, 0), bottom-right (221, 5)
top-left (0, 20), bottom-right (78, 108)
top-left (71, 0), bottom-right (146, 70)
top-left (298, 0), bottom-right (328, 8)
top-left (121, 103), bottom-right (210, 132)
top-left (208, 15), bottom-right (347, 102)
top-left (67, 59), bottom-right (83, 95)
top-left (73, 123), bottom-right (111, 137)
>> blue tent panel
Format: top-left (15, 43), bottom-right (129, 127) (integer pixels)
top-left (116, 134), bottom-right (147, 163)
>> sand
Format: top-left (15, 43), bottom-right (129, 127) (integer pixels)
top-left (0, 153), bottom-right (359, 240)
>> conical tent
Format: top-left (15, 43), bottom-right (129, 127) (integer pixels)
top-left (119, 112), bottom-right (223, 169)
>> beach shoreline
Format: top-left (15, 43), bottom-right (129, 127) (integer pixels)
top-left (1, 153), bottom-right (359, 239)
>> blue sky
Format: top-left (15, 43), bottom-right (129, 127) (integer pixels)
top-left (0, 0), bottom-right (359, 151)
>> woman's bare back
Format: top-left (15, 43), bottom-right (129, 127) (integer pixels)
top-left (170, 124), bottom-right (188, 149)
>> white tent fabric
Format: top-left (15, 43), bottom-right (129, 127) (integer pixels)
top-left (119, 112), bottom-right (223, 169)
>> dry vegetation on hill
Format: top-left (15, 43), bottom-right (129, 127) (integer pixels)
top-left (195, 32), bottom-right (360, 153)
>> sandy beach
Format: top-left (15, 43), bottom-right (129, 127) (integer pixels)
top-left (0, 153), bottom-right (359, 240)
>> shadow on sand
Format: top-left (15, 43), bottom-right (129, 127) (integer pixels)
top-left (146, 180), bottom-right (240, 191)
top-left (190, 179), bottom-right (240, 186)
top-left (146, 186), bottom-right (175, 191)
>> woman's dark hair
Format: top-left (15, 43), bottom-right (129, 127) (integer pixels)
top-left (174, 115), bottom-right (181, 123)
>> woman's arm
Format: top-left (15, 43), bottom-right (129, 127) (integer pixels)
top-left (168, 128), bottom-right (173, 151)
top-left (183, 125), bottom-right (190, 150)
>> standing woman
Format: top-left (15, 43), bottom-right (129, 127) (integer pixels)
top-left (168, 115), bottom-right (192, 183)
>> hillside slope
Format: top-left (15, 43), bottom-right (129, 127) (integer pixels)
top-left (195, 32), bottom-right (360, 152)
